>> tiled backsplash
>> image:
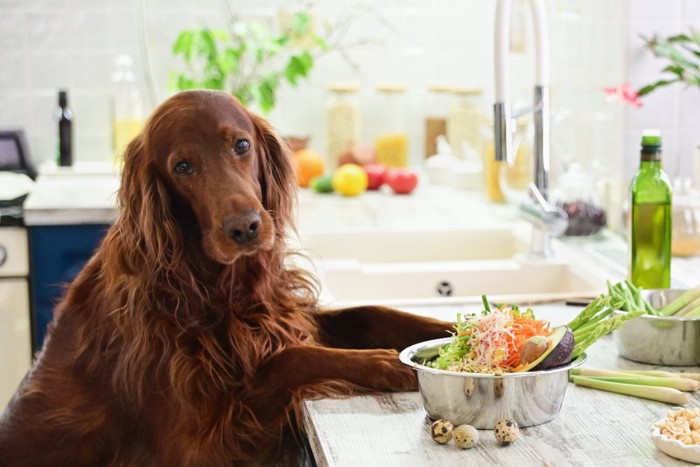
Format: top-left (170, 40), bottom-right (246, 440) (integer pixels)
top-left (0, 0), bottom-right (698, 187)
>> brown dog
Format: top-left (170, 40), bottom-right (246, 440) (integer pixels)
top-left (0, 90), bottom-right (449, 465)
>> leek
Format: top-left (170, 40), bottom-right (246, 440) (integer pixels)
top-left (577, 375), bottom-right (698, 391)
top-left (572, 367), bottom-right (700, 383)
top-left (570, 375), bottom-right (691, 405)
top-left (658, 285), bottom-right (700, 316)
top-left (620, 369), bottom-right (700, 382)
top-left (675, 296), bottom-right (700, 316)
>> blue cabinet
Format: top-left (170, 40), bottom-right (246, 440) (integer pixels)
top-left (28, 224), bottom-right (110, 353)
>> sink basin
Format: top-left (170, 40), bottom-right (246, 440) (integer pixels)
top-left (316, 257), bottom-right (605, 307)
top-left (297, 225), bottom-right (610, 308)
top-left (299, 226), bottom-right (528, 263)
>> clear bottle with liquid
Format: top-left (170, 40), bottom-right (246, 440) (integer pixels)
top-left (630, 130), bottom-right (672, 288)
top-left (111, 54), bottom-right (144, 162)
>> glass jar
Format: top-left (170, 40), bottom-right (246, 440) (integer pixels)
top-left (672, 191), bottom-right (700, 257)
top-left (551, 163), bottom-right (608, 237)
top-left (446, 88), bottom-right (484, 161)
top-left (424, 84), bottom-right (451, 159)
top-left (374, 83), bottom-right (408, 167)
top-left (325, 83), bottom-right (361, 169)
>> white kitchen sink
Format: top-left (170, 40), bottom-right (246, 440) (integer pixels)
top-left (299, 226), bottom-right (528, 263)
top-left (295, 225), bottom-right (612, 308)
top-left (315, 257), bottom-right (605, 307)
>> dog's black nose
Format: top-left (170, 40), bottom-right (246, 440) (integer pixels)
top-left (225, 210), bottom-right (261, 245)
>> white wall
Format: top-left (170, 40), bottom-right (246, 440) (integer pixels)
top-left (624, 0), bottom-right (700, 183)
top-left (0, 0), bottom-right (697, 188)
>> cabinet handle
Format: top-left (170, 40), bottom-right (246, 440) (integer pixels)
top-left (0, 244), bottom-right (6, 267)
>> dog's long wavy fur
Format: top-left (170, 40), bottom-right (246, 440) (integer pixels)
top-left (0, 90), bottom-right (449, 465)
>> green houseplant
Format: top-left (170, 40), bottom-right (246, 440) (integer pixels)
top-left (170, 7), bottom-right (364, 114)
top-left (604, 29), bottom-right (700, 106)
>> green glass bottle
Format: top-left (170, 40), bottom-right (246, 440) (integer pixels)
top-left (630, 131), bottom-right (672, 288)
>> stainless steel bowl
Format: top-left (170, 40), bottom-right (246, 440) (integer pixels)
top-left (613, 289), bottom-right (700, 366)
top-left (399, 337), bottom-right (586, 429)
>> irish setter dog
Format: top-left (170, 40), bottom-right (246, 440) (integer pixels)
top-left (0, 90), bottom-right (449, 465)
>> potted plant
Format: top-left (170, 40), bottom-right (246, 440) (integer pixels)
top-left (170, 6), bottom-right (366, 115)
top-left (604, 29), bottom-right (700, 106)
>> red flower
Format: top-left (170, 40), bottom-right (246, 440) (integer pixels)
top-left (602, 83), bottom-right (643, 108)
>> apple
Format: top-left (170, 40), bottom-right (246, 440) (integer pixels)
top-left (363, 164), bottom-right (387, 190)
top-left (385, 168), bottom-right (418, 195)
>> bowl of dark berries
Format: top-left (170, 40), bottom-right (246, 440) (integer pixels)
top-left (557, 200), bottom-right (607, 237)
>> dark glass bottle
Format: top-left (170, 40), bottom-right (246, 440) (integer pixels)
top-left (56, 90), bottom-right (73, 166)
top-left (629, 131), bottom-right (672, 288)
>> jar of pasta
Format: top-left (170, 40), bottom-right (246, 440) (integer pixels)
top-left (447, 88), bottom-right (484, 161)
top-left (374, 83), bottom-right (409, 167)
top-left (424, 84), bottom-right (451, 159)
top-left (325, 83), bottom-right (361, 169)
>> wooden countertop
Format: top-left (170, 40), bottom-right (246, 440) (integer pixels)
top-left (302, 303), bottom-right (698, 466)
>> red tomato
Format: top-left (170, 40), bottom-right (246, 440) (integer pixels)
top-left (363, 164), bottom-right (387, 190)
top-left (385, 168), bottom-right (418, 194)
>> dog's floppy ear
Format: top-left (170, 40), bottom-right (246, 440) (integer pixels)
top-left (116, 133), bottom-right (180, 273)
top-left (251, 114), bottom-right (297, 233)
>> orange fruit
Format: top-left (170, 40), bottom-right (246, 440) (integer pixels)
top-left (332, 164), bottom-right (368, 196)
top-left (294, 149), bottom-right (325, 187)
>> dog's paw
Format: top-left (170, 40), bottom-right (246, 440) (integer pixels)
top-left (366, 349), bottom-right (417, 391)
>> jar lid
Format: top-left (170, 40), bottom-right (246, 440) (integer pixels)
top-left (375, 82), bottom-right (407, 93)
top-left (326, 82), bottom-right (359, 93)
top-left (452, 87), bottom-right (482, 96)
top-left (426, 83), bottom-right (453, 93)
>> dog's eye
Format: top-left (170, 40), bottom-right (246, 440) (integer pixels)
top-left (234, 139), bottom-right (250, 156)
top-left (174, 161), bottom-right (193, 175)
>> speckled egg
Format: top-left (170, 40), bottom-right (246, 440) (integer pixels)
top-left (430, 419), bottom-right (454, 444)
top-left (493, 418), bottom-right (519, 446)
top-left (453, 424), bottom-right (479, 449)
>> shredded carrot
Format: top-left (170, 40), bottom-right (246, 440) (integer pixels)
top-left (500, 311), bottom-right (551, 368)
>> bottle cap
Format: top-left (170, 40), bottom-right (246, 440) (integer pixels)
top-left (641, 129), bottom-right (662, 160)
top-left (641, 129), bottom-right (662, 147)
top-left (58, 90), bottom-right (68, 107)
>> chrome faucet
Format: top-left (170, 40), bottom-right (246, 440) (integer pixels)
top-left (493, 0), bottom-right (567, 258)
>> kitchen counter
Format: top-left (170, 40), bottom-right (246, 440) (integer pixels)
top-left (302, 302), bottom-right (697, 466)
top-left (23, 163), bottom-right (120, 226)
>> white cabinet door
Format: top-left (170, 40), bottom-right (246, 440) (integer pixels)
top-left (0, 228), bottom-right (29, 277)
top-left (0, 279), bottom-right (31, 407)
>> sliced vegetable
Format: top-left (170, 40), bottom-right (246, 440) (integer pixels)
top-left (515, 326), bottom-right (574, 372)
top-left (570, 375), bottom-right (692, 405)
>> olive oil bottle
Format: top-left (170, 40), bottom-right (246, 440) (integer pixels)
top-left (629, 131), bottom-right (672, 288)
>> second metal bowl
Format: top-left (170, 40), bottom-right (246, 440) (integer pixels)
top-left (613, 289), bottom-right (700, 366)
top-left (400, 338), bottom-right (586, 429)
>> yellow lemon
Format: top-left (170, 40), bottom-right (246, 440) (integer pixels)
top-left (332, 164), bottom-right (368, 196)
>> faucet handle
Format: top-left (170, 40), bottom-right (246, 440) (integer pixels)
top-left (528, 183), bottom-right (553, 211)
top-left (520, 183), bottom-right (568, 237)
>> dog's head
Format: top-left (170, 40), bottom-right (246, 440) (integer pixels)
top-left (119, 90), bottom-right (296, 265)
